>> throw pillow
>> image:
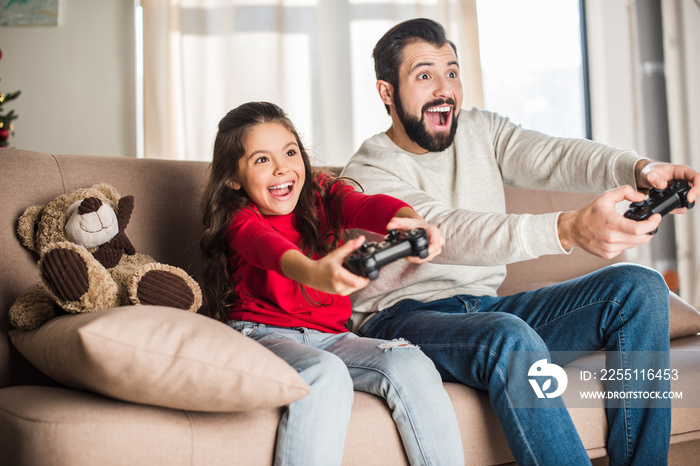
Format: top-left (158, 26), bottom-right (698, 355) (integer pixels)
top-left (9, 305), bottom-right (310, 412)
top-left (669, 291), bottom-right (700, 340)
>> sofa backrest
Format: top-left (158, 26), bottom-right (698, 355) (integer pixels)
top-left (498, 187), bottom-right (621, 295)
top-left (0, 149), bottom-right (619, 388)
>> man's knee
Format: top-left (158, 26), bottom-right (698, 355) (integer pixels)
top-left (600, 263), bottom-right (669, 307)
top-left (600, 263), bottom-right (667, 292)
top-left (477, 313), bottom-right (549, 353)
top-left (596, 263), bottom-right (670, 331)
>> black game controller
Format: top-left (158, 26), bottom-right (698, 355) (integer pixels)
top-left (624, 180), bottom-right (695, 235)
top-left (343, 228), bottom-right (429, 280)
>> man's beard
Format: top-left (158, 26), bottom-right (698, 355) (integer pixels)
top-left (394, 90), bottom-right (458, 153)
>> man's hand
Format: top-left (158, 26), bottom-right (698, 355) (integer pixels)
top-left (635, 160), bottom-right (700, 210)
top-left (558, 186), bottom-right (661, 259)
top-left (386, 209), bottom-right (444, 263)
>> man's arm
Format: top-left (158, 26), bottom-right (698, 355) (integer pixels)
top-left (558, 159), bottom-right (700, 259)
top-left (342, 162), bottom-right (566, 266)
top-left (344, 109), bottom-right (700, 263)
top-left (485, 111), bottom-right (641, 193)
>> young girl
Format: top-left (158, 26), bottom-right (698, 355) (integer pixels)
top-left (200, 101), bottom-right (463, 466)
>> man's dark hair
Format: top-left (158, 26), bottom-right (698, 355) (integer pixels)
top-left (372, 18), bottom-right (457, 114)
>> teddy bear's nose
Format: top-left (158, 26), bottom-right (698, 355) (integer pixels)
top-left (78, 197), bottom-right (103, 215)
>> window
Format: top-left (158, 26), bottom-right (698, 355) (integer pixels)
top-left (137, 1), bottom-right (588, 161)
top-left (476, 0), bottom-right (590, 138)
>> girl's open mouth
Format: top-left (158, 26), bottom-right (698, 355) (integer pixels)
top-left (268, 181), bottom-right (294, 199)
top-left (425, 105), bottom-right (451, 128)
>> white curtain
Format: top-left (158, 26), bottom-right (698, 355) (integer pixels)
top-left (141, 0), bottom-right (483, 165)
top-left (661, 0), bottom-right (700, 305)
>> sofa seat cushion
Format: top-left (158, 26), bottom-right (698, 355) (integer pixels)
top-left (0, 385), bottom-right (412, 466)
top-left (9, 305), bottom-right (310, 412)
top-left (1, 339), bottom-right (699, 466)
top-left (0, 385), bottom-right (281, 466)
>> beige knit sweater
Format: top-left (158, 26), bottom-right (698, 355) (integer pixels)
top-left (341, 107), bottom-right (642, 332)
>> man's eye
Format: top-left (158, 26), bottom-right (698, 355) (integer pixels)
top-left (447, 71), bottom-right (458, 79)
top-left (418, 73), bottom-right (430, 80)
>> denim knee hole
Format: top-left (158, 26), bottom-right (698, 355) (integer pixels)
top-left (377, 338), bottom-right (419, 351)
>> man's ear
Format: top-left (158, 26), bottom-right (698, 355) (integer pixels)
top-left (377, 80), bottom-right (394, 107)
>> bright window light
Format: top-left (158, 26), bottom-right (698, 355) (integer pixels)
top-left (476, 0), bottom-right (589, 138)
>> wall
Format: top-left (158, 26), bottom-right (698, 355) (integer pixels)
top-left (0, 0), bottom-right (136, 157)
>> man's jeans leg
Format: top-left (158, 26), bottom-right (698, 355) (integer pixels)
top-left (497, 263), bottom-right (672, 466)
top-left (359, 298), bottom-right (590, 465)
top-left (359, 263), bottom-right (671, 465)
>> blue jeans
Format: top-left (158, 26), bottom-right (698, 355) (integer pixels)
top-left (357, 263), bottom-right (671, 466)
top-left (228, 321), bottom-right (464, 466)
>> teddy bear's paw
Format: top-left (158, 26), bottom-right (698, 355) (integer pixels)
top-left (40, 243), bottom-right (120, 313)
top-left (9, 284), bottom-right (58, 330)
top-left (135, 269), bottom-right (197, 311)
top-left (41, 247), bottom-right (90, 302)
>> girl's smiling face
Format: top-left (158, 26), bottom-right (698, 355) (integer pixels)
top-left (231, 122), bottom-right (306, 216)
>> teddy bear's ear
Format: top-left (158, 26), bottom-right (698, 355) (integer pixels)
top-left (92, 184), bottom-right (121, 205)
top-left (17, 204), bottom-right (46, 252)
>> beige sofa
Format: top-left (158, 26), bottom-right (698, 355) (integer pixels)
top-left (2, 149), bottom-right (700, 465)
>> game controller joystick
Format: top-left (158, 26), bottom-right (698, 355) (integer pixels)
top-left (623, 180), bottom-right (695, 235)
top-left (343, 228), bottom-right (429, 280)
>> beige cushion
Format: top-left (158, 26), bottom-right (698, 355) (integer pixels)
top-left (9, 305), bottom-right (310, 412)
top-left (500, 282), bottom-right (700, 340)
top-left (669, 291), bottom-right (700, 340)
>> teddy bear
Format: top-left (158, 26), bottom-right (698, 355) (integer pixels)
top-left (9, 183), bottom-right (202, 330)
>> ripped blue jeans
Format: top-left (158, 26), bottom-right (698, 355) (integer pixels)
top-left (228, 321), bottom-right (464, 466)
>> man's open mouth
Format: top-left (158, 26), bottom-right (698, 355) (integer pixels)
top-left (425, 105), bottom-right (451, 128)
top-left (268, 181), bottom-right (294, 199)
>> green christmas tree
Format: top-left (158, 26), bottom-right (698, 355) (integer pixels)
top-left (0, 47), bottom-right (20, 148)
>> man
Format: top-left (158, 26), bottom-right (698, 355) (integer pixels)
top-left (341, 18), bottom-right (700, 465)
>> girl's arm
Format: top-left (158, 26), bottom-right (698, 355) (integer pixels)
top-left (334, 182), bottom-right (444, 265)
top-left (280, 236), bottom-right (370, 296)
top-left (281, 207), bottom-right (444, 292)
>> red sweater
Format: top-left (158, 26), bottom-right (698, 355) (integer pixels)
top-left (226, 175), bottom-right (410, 333)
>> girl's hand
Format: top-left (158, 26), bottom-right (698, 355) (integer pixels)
top-left (315, 236), bottom-right (372, 295)
top-left (280, 236), bottom-right (370, 296)
top-left (385, 214), bottom-right (444, 264)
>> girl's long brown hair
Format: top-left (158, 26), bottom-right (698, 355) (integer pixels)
top-left (199, 102), bottom-right (347, 321)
